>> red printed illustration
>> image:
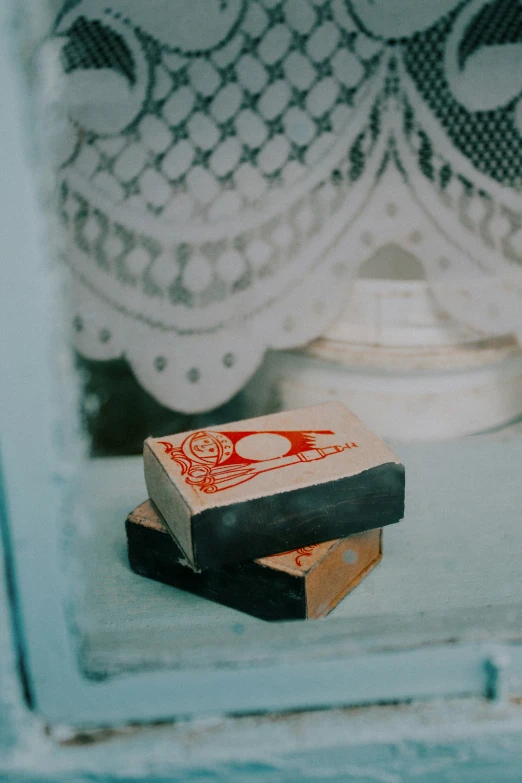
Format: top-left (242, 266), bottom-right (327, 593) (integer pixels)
top-left (158, 429), bottom-right (357, 494)
top-left (292, 545), bottom-right (319, 567)
top-left (271, 544), bottom-right (321, 567)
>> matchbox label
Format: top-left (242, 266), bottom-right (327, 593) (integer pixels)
top-left (272, 544), bottom-right (321, 568)
top-left (158, 429), bottom-right (358, 494)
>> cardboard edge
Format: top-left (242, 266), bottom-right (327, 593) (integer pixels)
top-left (144, 440), bottom-right (196, 567)
top-left (306, 531), bottom-right (384, 620)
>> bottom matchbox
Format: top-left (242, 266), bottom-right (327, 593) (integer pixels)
top-left (126, 500), bottom-right (383, 621)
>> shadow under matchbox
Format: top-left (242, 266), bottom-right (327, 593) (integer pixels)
top-left (144, 402), bottom-right (404, 570)
top-left (126, 500), bottom-right (383, 621)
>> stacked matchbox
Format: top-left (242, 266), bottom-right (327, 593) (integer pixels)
top-left (126, 402), bottom-right (405, 621)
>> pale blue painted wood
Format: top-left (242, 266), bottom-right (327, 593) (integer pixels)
top-left (3, 5), bottom-right (522, 782)
top-left (0, 485), bottom-right (19, 753)
top-left (8, 433), bottom-right (521, 726)
top-left (2, 531), bottom-right (522, 783)
top-left (2, 0), bottom-right (522, 742)
top-left (0, 0), bottom-right (82, 722)
top-left (77, 445), bottom-right (522, 680)
top-left (2, 565), bottom-right (522, 783)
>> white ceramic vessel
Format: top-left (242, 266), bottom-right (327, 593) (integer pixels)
top-left (255, 273), bottom-right (522, 440)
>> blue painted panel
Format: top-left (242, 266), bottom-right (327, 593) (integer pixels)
top-left (2, 0), bottom-right (522, 734)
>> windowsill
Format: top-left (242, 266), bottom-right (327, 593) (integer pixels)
top-left (74, 431), bottom-right (522, 680)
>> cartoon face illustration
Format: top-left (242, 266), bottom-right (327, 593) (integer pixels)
top-left (191, 436), bottom-right (217, 458)
top-left (182, 431), bottom-right (234, 466)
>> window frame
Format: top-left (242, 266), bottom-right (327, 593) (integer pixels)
top-left (2, 1), bottom-right (522, 729)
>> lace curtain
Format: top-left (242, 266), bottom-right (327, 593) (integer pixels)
top-left (24, 0), bottom-right (522, 411)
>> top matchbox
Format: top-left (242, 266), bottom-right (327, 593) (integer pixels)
top-left (143, 402), bottom-right (405, 571)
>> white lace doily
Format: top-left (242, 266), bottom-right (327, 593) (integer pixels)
top-left (34, 0), bottom-right (522, 411)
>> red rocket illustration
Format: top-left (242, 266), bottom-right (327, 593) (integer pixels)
top-left (158, 429), bottom-right (357, 494)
